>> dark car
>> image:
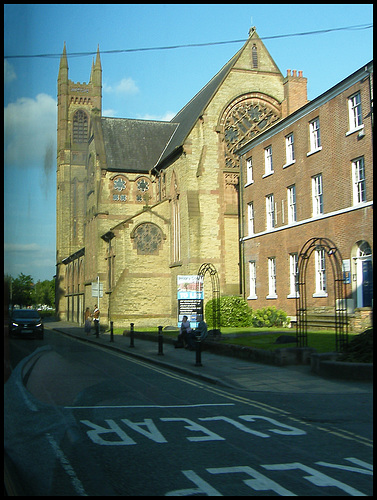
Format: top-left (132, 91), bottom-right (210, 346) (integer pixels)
top-left (9, 309), bottom-right (44, 339)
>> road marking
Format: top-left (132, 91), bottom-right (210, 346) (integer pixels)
top-left (64, 403), bottom-right (235, 409)
top-left (45, 433), bottom-right (87, 496)
top-left (67, 339), bottom-right (373, 447)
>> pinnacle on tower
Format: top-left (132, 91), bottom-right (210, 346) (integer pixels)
top-left (58, 41), bottom-right (68, 80)
top-left (95, 44), bottom-right (101, 71)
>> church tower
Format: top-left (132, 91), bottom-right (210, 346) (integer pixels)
top-left (56, 43), bottom-right (102, 316)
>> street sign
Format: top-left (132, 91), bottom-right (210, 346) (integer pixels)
top-left (91, 282), bottom-right (103, 298)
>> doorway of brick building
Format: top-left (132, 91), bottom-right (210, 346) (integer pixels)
top-left (354, 241), bottom-right (373, 308)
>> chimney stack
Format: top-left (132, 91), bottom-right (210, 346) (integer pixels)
top-left (282, 69), bottom-right (308, 118)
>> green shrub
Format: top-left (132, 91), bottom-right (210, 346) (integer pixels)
top-left (252, 306), bottom-right (288, 328)
top-left (205, 296), bottom-right (253, 328)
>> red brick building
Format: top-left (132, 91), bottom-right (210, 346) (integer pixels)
top-left (237, 61), bottom-right (373, 331)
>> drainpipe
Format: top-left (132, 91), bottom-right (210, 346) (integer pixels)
top-left (238, 155), bottom-right (246, 299)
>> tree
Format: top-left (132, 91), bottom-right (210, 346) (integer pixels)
top-left (32, 279), bottom-right (55, 307)
top-left (10, 273), bottom-right (34, 307)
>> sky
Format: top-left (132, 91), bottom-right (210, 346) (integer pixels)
top-left (4, 4), bottom-right (373, 283)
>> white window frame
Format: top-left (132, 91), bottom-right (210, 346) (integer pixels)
top-left (266, 194), bottom-right (275, 229)
top-left (312, 174), bottom-right (323, 216)
top-left (287, 185), bottom-right (296, 224)
top-left (288, 253), bottom-right (299, 298)
top-left (313, 248), bottom-right (327, 297)
top-left (267, 257), bottom-right (277, 299)
top-left (347, 92), bottom-right (363, 133)
top-left (247, 202), bottom-right (254, 236)
top-left (246, 157), bottom-right (253, 185)
top-left (352, 157), bottom-right (366, 205)
top-left (248, 260), bottom-right (257, 299)
top-left (284, 133), bottom-right (295, 167)
top-left (264, 146), bottom-right (273, 176)
top-left (307, 117), bottom-right (322, 156)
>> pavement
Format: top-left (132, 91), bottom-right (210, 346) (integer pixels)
top-left (48, 321), bottom-right (372, 395)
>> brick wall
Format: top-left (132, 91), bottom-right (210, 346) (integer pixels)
top-left (242, 67), bottom-right (373, 320)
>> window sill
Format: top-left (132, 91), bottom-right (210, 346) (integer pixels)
top-left (312, 292), bottom-right (328, 298)
top-left (287, 293), bottom-right (299, 299)
top-left (262, 171), bottom-right (274, 179)
top-left (283, 160), bottom-right (296, 169)
top-left (247, 295), bottom-right (258, 300)
top-left (346, 124), bottom-right (364, 137)
top-left (307, 147), bottom-right (322, 157)
top-left (169, 261), bottom-right (182, 268)
top-left (266, 294), bottom-right (278, 299)
top-left (244, 181), bottom-right (254, 188)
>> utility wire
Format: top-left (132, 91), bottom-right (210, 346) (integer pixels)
top-left (4, 23), bottom-right (373, 59)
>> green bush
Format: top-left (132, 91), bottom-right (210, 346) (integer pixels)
top-left (252, 306), bottom-right (288, 328)
top-left (205, 296), bottom-right (253, 328)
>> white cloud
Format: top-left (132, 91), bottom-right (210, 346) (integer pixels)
top-left (4, 59), bottom-right (16, 84)
top-left (103, 77), bottom-right (139, 95)
top-left (4, 93), bottom-right (57, 168)
top-left (140, 111), bottom-right (176, 122)
top-left (4, 243), bottom-right (41, 252)
top-left (103, 108), bottom-right (117, 117)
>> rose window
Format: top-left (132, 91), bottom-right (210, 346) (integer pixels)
top-left (224, 100), bottom-right (280, 169)
top-left (133, 223), bottom-right (163, 255)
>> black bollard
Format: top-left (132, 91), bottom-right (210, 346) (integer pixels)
top-left (158, 325), bottom-right (164, 355)
top-left (130, 323), bottom-right (135, 347)
top-left (110, 321), bottom-right (114, 342)
top-left (195, 334), bottom-right (202, 366)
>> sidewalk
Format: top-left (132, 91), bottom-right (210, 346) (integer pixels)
top-left (48, 321), bottom-right (372, 395)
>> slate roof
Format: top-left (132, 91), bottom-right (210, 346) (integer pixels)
top-left (101, 117), bottom-right (178, 173)
top-left (100, 37), bottom-right (249, 173)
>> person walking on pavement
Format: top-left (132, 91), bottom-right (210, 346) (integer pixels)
top-left (84, 307), bottom-right (92, 335)
top-left (93, 305), bottom-right (100, 337)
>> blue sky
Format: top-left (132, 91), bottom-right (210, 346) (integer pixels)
top-left (4, 4), bottom-right (373, 282)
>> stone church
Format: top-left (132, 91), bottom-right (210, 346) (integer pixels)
top-left (56, 27), bottom-right (308, 327)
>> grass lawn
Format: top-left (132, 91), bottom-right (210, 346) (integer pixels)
top-left (110, 325), bottom-right (356, 353)
top-left (220, 331), bottom-right (357, 353)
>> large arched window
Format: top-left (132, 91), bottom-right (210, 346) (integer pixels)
top-left (73, 110), bottom-right (88, 143)
top-left (131, 223), bottom-right (164, 255)
top-left (221, 94), bottom-right (281, 170)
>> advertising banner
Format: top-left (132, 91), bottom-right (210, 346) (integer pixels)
top-left (177, 275), bottom-right (204, 328)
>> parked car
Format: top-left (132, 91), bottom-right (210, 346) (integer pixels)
top-left (9, 309), bottom-right (44, 339)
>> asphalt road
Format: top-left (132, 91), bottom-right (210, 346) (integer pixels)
top-left (4, 325), bottom-right (373, 496)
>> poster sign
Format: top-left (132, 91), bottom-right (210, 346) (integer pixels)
top-left (177, 275), bottom-right (204, 328)
top-left (342, 259), bottom-right (351, 284)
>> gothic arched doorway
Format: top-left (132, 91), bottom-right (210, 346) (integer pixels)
top-left (296, 237), bottom-right (348, 352)
top-left (196, 263), bottom-right (221, 336)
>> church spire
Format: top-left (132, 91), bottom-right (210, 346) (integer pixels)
top-left (95, 44), bottom-right (102, 71)
top-left (58, 41), bottom-right (68, 81)
top-left (92, 44), bottom-right (102, 88)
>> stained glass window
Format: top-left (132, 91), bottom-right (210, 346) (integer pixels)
top-left (133, 223), bottom-right (163, 255)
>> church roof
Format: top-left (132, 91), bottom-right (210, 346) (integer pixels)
top-left (154, 39), bottom-right (250, 169)
top-left (101, 117), bottom-right (178, 173)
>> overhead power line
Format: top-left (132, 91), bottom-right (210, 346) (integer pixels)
top-left (4, 23), bottom-right (373, 59)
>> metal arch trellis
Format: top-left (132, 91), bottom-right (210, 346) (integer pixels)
top-left (196, 263), bottom-right (221, 335)
top-left (296, 237), bottom-right (349, 351)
